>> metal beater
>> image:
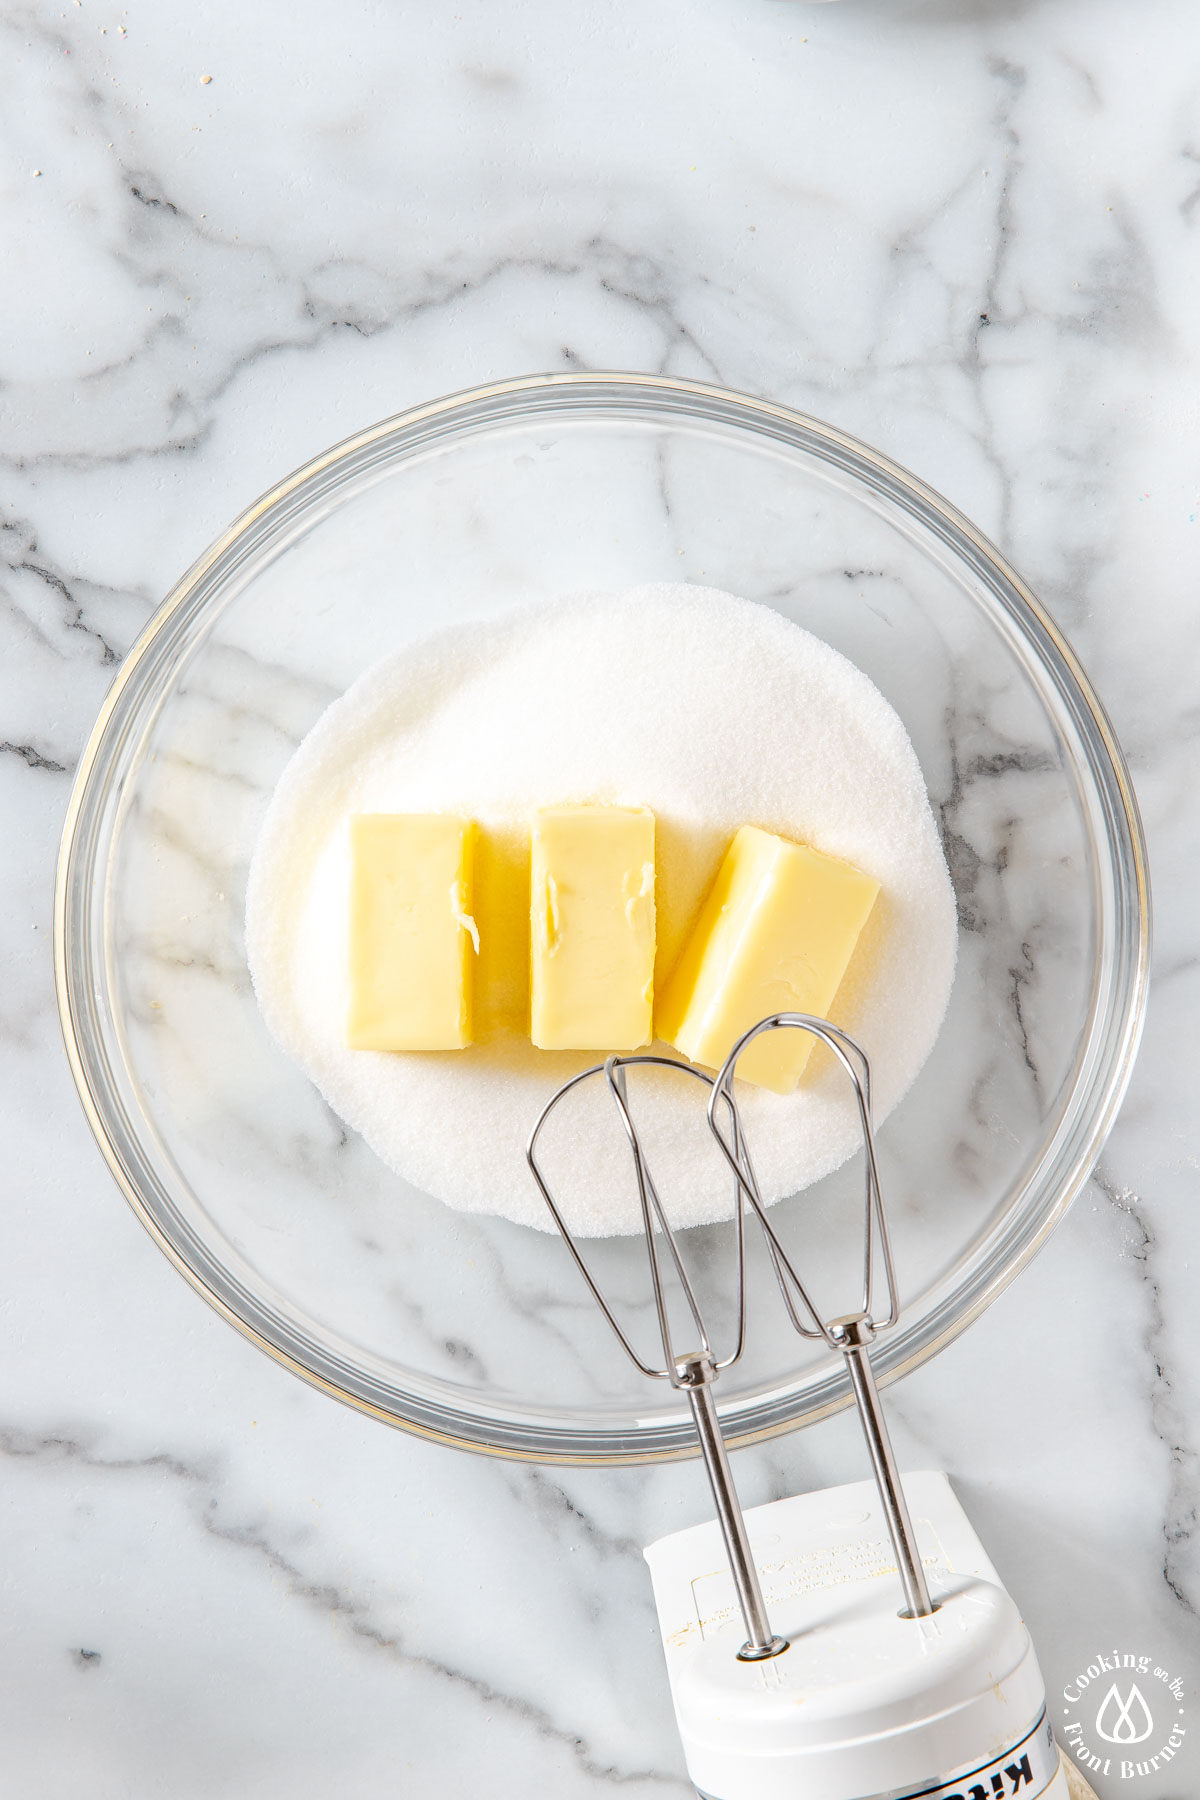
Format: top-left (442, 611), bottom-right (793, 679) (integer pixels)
top-left (525, 1012), bottom-right (933, 1663)
top-left (708, 1013), bottom-right (933, 1622)
top-left (527, 1052), bottom-right (785, 1660)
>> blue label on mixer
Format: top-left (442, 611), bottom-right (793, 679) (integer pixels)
top-left (863, 1710), bottom-right (1060, 1800)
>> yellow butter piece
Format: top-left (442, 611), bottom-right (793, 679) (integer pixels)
top-left (657, 825), bottom-right (879, 1094)
top-left (530, 806), bottom-right (655, 1051)
top-left (347, 814), bottom-right (477, 1051)
top-left (471, 822), bottom-right (531, 1041)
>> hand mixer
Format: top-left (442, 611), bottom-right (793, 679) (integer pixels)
top-left (527, 1015), bottom-right (1078, 1800)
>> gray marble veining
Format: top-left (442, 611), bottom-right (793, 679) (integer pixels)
top-left (3, 1), bottom-right (1199, 1795)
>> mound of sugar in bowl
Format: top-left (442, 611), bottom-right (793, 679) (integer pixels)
top-left (246, 584), bottom-right (957, 1236)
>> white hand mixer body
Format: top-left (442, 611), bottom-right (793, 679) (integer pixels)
top-left (645, 1471), bottom-right (1067, 1800)
top-left (527, 1016), bottom-right (1084, 1800)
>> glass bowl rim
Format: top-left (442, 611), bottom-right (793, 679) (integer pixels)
top-left (53, 370), bottom-right (1151, 1465)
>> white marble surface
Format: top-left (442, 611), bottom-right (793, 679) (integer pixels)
top-left (3, 1), bottom-right (1199, 1795)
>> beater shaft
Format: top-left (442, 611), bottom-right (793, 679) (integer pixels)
top-left (676, 1353), bottom-right (786, 1660)
top-left (834, 1316), bottom-right (933, 1619)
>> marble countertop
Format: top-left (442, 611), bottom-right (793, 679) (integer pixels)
top-left (5, 1), bottom-right (1199, 1794)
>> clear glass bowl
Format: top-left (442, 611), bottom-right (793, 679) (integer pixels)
top-left (54, 374), bottom-right (1149, 1463)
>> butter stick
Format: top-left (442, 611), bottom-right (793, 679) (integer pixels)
top-left (347, 814), bottom-right (477, 1051)
top-left (530, 806), bottom-right (655, 1051)
top-left (657, 826), bottom-right (879, 1093)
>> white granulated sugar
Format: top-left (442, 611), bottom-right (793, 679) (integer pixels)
top-left (246, 585), bottom-right (957, 1237)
